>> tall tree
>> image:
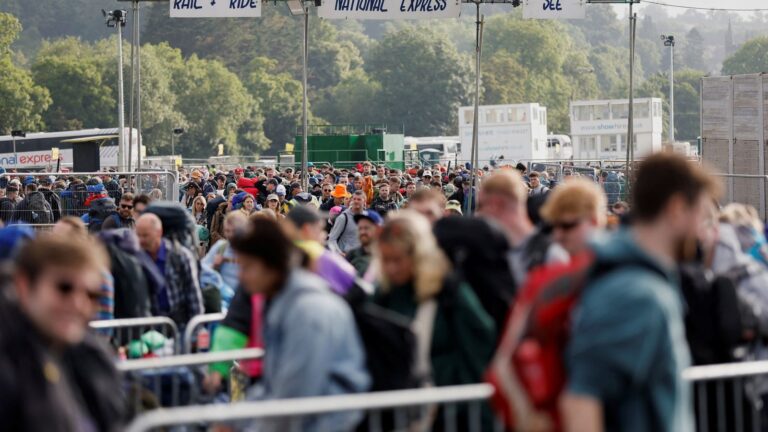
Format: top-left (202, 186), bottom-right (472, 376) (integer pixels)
top-left (32, 38), bottom-right (113, 130)
top-left (637, 69), bottom-right (703, 141)
top-left (722, 36), bottom-right (768, 75)
top-left (682, 27), bottom-right (707, 72)
top-left (0, 12), bottom-right (51, 134)
top-left (244, 57), bottom-right (304, 154)
top-left (314, 69), bottom-right (382, 126)
top-left (175, 55), bottom-right (265, 157)
top-left (365, 26), bottom-right (473, 136)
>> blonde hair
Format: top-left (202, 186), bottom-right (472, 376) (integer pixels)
top-left (480, 168), bottom-right (529, 205)
top-left (720, 203), bottom-right (764, 233)
top-left (376, 210), bottom-right (450, 302)
top-left (149, 189), bottom-right (163, 201)
top-left (54, 216), bottom-right (89, 237)
top-left (191, 196), bottom-right (207, 217)
top-left (540, 178), bottom-right (607, 227)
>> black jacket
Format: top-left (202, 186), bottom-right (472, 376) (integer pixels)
top-left (0, 289), bottom-right (126, 431)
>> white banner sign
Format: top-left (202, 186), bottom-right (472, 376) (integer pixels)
top-left (523, 0), bottom-right (585, 20)
top-left (170, 0), bottom-right (261, 18)
top-left (318, 0), bottom-right (460, 20)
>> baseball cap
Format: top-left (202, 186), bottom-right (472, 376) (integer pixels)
top-left (234, 167), bottom-right (244, 175)
top-left (353, 209), bottom-right (384, 226)
top-left (286, 204), bottom-right (321, 228)
top-left (446, 200), bottom-right (463, 216)
top-left (276, 184), bottom-right (287, 196)
top-left (267, 193), bottom-right (279, 202)
top-left (422, 170), bottom-right (433, 177)
top-left (23, 176), bottom-right (37, 186)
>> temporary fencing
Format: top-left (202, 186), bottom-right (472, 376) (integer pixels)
top-left (713, 173), bottom-right (768, 221)
top-left (0, 170), bottom-right (178, 222)
top-left (683, 359), bottom-right (768, 432)
top-left (125, 383), bottom-right (497, 432)
top-left (119, 348), bottom-right (263, 415)
top-left (182, 312), bottom-right (225, 354)
top-left (90, 316), bottom-right (180, 357)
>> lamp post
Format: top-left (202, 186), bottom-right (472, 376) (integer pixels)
top-left (104, 9), bottom-right (128, 171)
top-left (11, 130), bottom-right (25, 169)
top-left (171, 128), bottom-right (185, 156)
top-left (661, 35), bottom-right (675, 144)
top-left (287, 0), bottom-right (310, 191)
top-left (587, 0), bottom-right (639, 191)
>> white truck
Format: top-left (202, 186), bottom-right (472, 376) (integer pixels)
top-left (458, 103), bottom-right (549, 168)
top-left (404, 136), bottom-right (460, 167)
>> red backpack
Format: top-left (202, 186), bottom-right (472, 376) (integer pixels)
top-left (485, 251), bottom-right (598, 432)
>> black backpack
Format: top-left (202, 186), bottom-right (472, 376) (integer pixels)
top-left (26, 193), bottom-right (53, 225)
top-left (88, 198), bottom-right (118, 233)
top-left (344, 282), bottom-right (419, 392)
top-left (145, 201), bottom-right (197, 253)
top-left (433, 217), bottom-right (516, 333)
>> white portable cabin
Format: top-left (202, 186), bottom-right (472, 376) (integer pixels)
top-left (458, 103), bottom-right (549, 167)
top-left (569, 98), bottom-right (663, 161)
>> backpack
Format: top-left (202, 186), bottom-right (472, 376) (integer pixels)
top-left (26, 193), bottom-right (53, 225)
top-left (344, 282), bottom-right (419, 392)
top-left (88, 198), bottom-right (118, 233)
top-left (145, 201), bottom-right (197, 253)
top-left (434, 217), bottom-right (516, 334)
top-left (485, 251), bottom-right (657, 431)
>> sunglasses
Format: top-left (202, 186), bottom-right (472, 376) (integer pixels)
top-left (121, 204), bottom-right (134, 210)
top-left (552, 220), bottom-right (582, 231)
top-left (56, 280), bottom-right (102, 303)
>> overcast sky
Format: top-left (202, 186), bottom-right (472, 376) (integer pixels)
top-left (613, 0), bottom-right (766, 16)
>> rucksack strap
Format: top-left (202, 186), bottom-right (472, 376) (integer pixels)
top-left (524, 231), bottom-right (551, 272)
top-left (411, 299), bottom-right (437, 384)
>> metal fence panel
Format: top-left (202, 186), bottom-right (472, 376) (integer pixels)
top-left (90, 316), bottom-right (180, 358)
top-left (119, 348), bottom-right (263, 416)
top-left (183, 313), bottom-right (225, 354)
top-left (0, 171), bottom-right (178, 222)
top-left (125, 383), bottom-right (496, 432)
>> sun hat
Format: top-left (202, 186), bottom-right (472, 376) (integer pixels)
top-left (331, 184), bottom-right (351, 199)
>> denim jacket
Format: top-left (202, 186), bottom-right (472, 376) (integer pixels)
top-left (248, 269), bottom-right (370, 432)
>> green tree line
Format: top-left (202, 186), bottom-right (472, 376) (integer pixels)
top-left (4, 5), bottom-right (768, 157)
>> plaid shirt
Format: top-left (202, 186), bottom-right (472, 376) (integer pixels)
top-left (157, 238), bottom-right (203, 327)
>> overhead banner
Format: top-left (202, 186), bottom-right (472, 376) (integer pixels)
top-left (523, 0), bottom-right (586, 20)
top-left (170, 0), bottom-right (261, 18)
top-left (318, 0), bottom-right (461, 20)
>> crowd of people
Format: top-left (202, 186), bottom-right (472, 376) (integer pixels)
top-left (1, 153), bottom-right (768, 431)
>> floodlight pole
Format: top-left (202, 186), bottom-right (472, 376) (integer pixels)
top-left (625, 2), bottom-right (636, 190)
top-left (128, 0), bottom-right (138, 172)
top-left (467, 1), bottom-right (484, 217)
top-left (115, 15), bottom-right (127, 172)
top-left (301, 3), bottom-right (309, 191)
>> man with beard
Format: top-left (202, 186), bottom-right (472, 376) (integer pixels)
top-left (346, 210), bottom-right (383, 276)
top-left (560, 153), bottom-right (718, 432)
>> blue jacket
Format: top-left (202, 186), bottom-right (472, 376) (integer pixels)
top-left (565, 230), bottom-right (693, 432)
top-left (249, 269), bottom-right (370, 432)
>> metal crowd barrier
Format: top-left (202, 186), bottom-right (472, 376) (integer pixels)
top-left (125, 383), bottom-right (496, 432)
top-left (0, 170), bottom-right (178, 221)
top-left (684, 360), bottom-right (768, 432)
top-left (120, 348), bottom-right (263, 415)
top-left (183, 312), bottom-right (225, 354)
top-left (90, 316), bottom-right (179, 357)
